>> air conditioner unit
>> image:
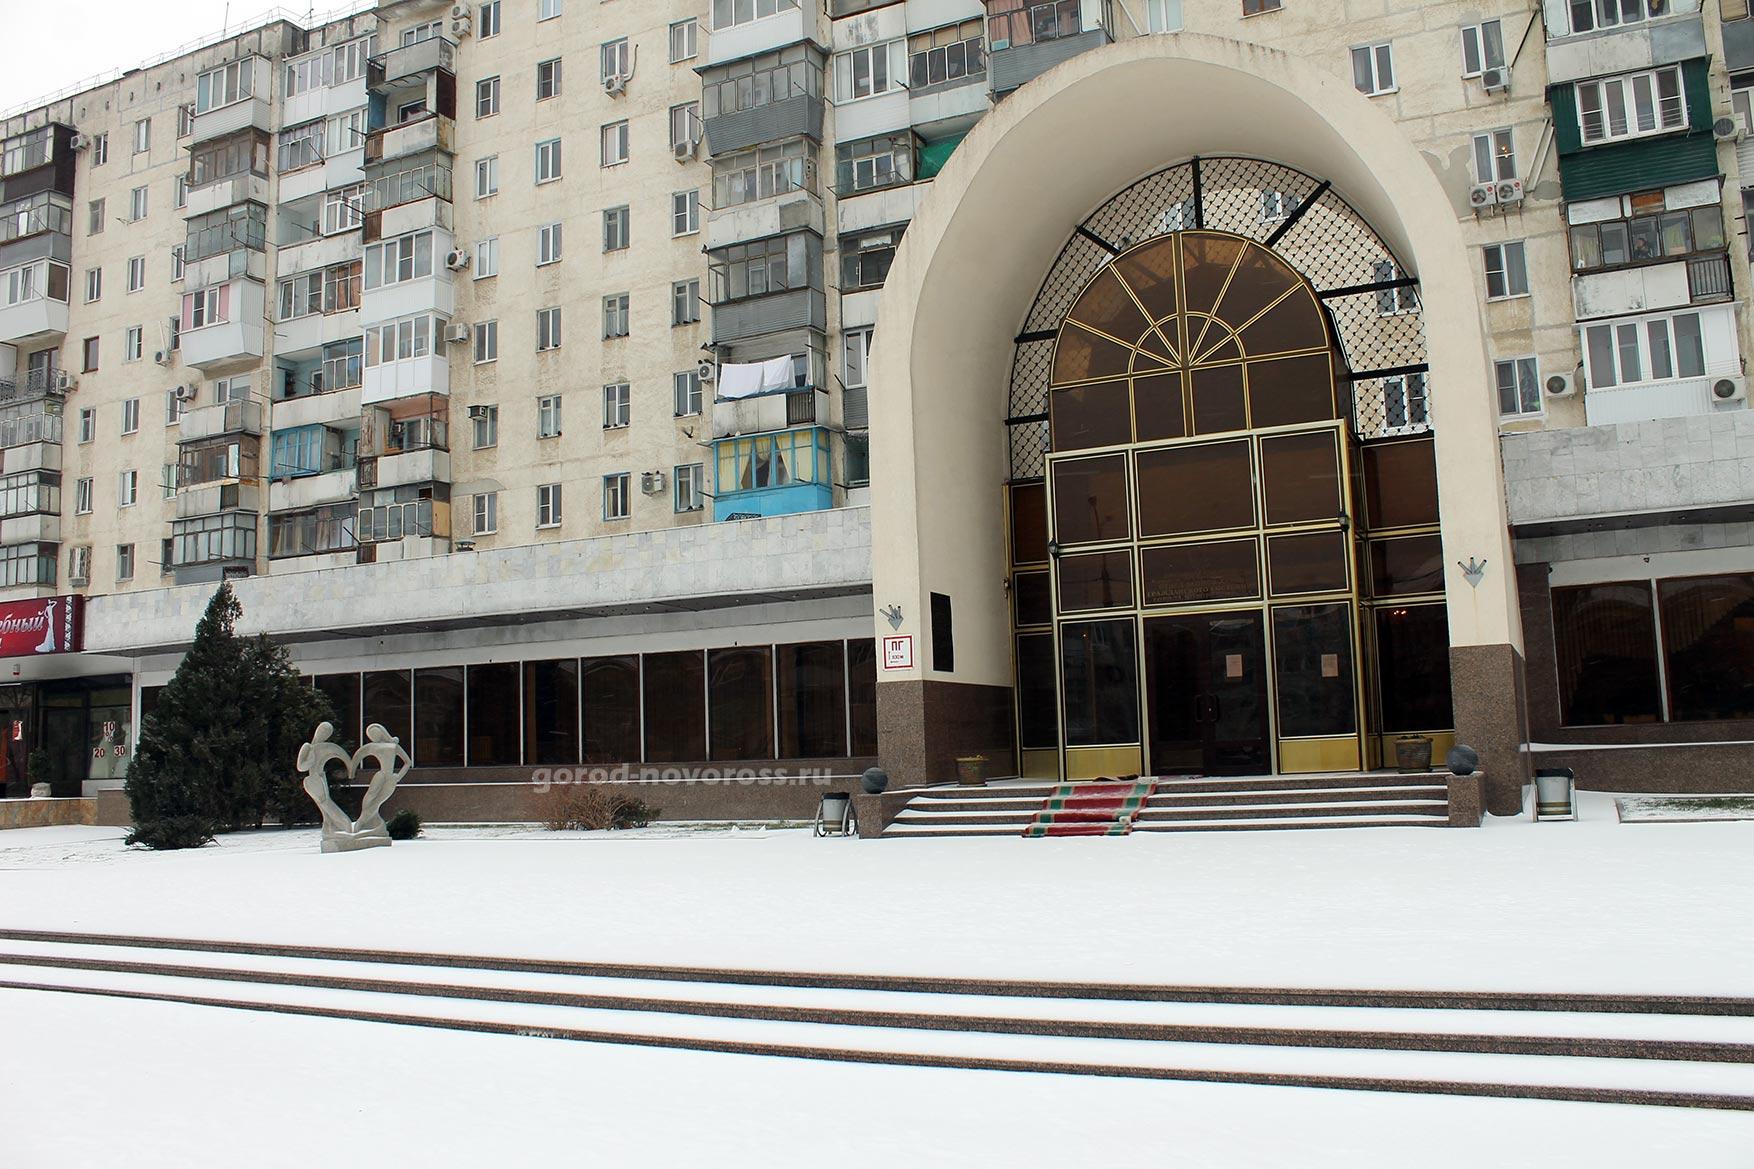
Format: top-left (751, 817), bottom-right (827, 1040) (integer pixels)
top-left (1545, 369), bottom-right (1579, 399)
top-left (50, 370), bottom-right (76, 393)
top-left (69, 133), bottom-right (89, 151)
top-left (466, 404), bottom-right (492, 420)
top-left (640, 470), bottom-right (666, 495)
top-left (604, 75), bottom-right (628, 97)
top-left (450, 3), bottom-right (470, 16)
top-left (1495, 178), bottom-right (1526, 205)
top-left (1481, 66), bottom-right (1511, 94)
top-left (673, 137), bottom-right (698, 161)
top-left (444, 323), bottom-right (471, 344)
top-left (697, 360), bottom-right (718, 383)
top-left (152, 350), bottom-right (170, 367)
top-left (1713, 115), bottom-right (1744, 143)
top-left (443, 248), bottom-right (470, 270)
top-left (1468, 182), bottom-right (1499, 210)
top-left (451, 16), bottom-right (472, 37)
top-left (1712, 375), bottom-right (1748, 402)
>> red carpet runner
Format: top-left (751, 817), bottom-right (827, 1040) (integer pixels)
top-left (1023, 778), bottom-right (1158, 838)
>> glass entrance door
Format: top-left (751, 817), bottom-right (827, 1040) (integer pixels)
top-left (1144, 610), bottom-right (1271, 776)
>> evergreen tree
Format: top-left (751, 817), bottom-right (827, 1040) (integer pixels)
top-left (125, 582), bottom-right (333, 847)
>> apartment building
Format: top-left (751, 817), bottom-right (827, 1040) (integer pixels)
top-left (0, 0), bottom-right (1748, 819)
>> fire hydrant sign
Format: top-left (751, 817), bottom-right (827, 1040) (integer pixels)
top-left (0, 596), bottom-right (83, 657)
top-left (882, 635), bottom-right (914, 670)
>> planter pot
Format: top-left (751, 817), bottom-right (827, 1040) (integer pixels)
top-left (1394, 734), bottom-right (1433, 774)
top-left (28, 783), bottom-right (50, 799)
top-left (955, 756), bottom-right (987, 786)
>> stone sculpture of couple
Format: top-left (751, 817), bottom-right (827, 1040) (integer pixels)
top-left (296, 721), bottom-right (412, 853)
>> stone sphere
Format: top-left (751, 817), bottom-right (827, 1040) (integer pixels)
top-left (1446, 744), bottom-right (1480, 777)
top-left (861, 766), bottom-right (890, 795)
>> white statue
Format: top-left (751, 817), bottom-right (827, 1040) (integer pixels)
top-left (297, 721), bottom-right (413, 853)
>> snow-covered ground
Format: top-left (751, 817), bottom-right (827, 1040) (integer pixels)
top-left (1, 793), bottom-right (1751, 1166)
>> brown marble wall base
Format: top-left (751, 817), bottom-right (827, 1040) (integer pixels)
top-left (94, 788), bottom-right (132, 827)
top-left (1446, 773), bottom-right (1485, 827)
top-left (1450, 643), bottom-right (1533, 816)
top-left (877, 679), bottom-right (1016, 788)
top-left (853, 790), bottom-right (914, 838)
top-left (1533, 743), bottom-right (1754, 795)
top-left (0, 796), bottom-right (96, 830)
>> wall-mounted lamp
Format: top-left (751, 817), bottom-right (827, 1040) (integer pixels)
top-left (1458, 557), bottom-right (1488, 588)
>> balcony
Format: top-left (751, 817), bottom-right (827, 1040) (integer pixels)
top-left (174, 482), bottom-right (260, 521)
top-left (1584, 375), bottom-right (1747, 426)
top-left (0, 513), bottom-right (60, 544)
top-left (836, 180), bottom-right (927, 236)
top-left (711, 286), bottom-right (826, 345)
top-left (181, 315), bottom-right (267, 373)
top-left (1544, 12), bottom-right (1706, 85)
top-left (1572, 253), bottom-right (1732, 320)
top-left (281, 72), bottom-right (369, 130)
top-left (369, 37), bottom-right (456, 87)
top-left (0, 295), bottom-right (68, 346)
top-left (180, 399), bottom-right (264, 441)
top-left (909, 75), bottom-right (988, 137)
top-left (706, 7), bottom-right (823, 66)
top-left (704, 94), bottom-right (824, 158)
top-left (185, 174), bottom-right (270, 219)
top-left (268, 466), bottom-right (356, 511)
top-left (190, 93), bottom-right (272, 147)
top-left (711, 386), bottom-right (829, 438)
top-left (372, 447), bottom-right (450, 490)
top-left (707, 187), bottom-right (824, 251)
top-left (362, 354), bottom-right (449, 406)
top-left (364, 114), bottom-right (453, 168)
top-left (273, 386), bottom-right (362, 431)
top-left (988, 26), bottom-right (1110, 96)
top-left (277, 309), bottom-right (363, 360)
top-left (0, 434), bottom-right (61, 472)
top-left (834, 90), bottom-right (909, 143)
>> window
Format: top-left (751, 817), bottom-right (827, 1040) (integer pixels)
top-left (672, 278), bottom-right (700, 325)
top-left (477, 76), bottom-right (500, 118)
top-left (671, 189), bottom-right (700, 236)
top-left (537, 483), bottom-right (563, 527)
top-left (908, 20), bottom-right (984, 90)
top-left (674, 463), bottom-right (704, 512)
top-left (1472, 129), bottom-right (1516, 183)
top-left (173, 175), bottom-right (188, 209)
top-left (670, 19), bottom-right (698, 62)
top-left (178, 104), bottom-right (195, 137)
top-left (1145, 0), bottom-right (1183, 32)
top-left (985, 0), bottom-right (1081, 47)
top-left (474, 320), bottom-right (498, 363)
top-left (473, 492), bottom-right (498, 535)
top-left (322, 261), bottom-right (361, 313)
top-left (1381, 373), bottom-right (1429, 433)
top-left (123, 256), bottom-right (144, 293)
top-left (323, 185), bottom-right (365, 235)
top-left (1243, 0), bottom-right (1282, 12)
top-left (1576, 67), bottom-right (1685, 145)
top-left (116, 544), bottom-right (135, 582)
top-left (603, 473), bottom-right (630, 520)
top-left (835, 134), bottom-right (912, 195)
top-left (603, 293), bottom-right (630, 338)
top-left (602, 207), bottom-right (628, 252)
top-left (603, 382), bottom-right (630, 428)
top-left (475, 155), bottom-right (499, 198)
top-left (710, 235), bottom-right (802, 301)
top-left (1580, 309), bottom-right (1709, 389)
top-left (89, 198), bottom-right (104, 235)
top-left (82, 337), bottom-right (99, 372)
top-left (196, 59), bottom-right (254, 114)
top-left (1460, 20), bottom-right (1504, 78)
top-left (363, 314), bottom-right (436, 366)
top-left (1496, 357), bottom-right (1541, 418)
top-left (128, 186), bottom-right (148, 222)
top-left (1259, 189), bottom-right (1288, 222)
top-left (537, 306), bottom-right (562, 351)
top-left (278, 121), bottom-right (324, 171)
top-left (1483, 241), bottom-right (1528, 299)
top-left (78, 409), bottom-right (95, 443)
top-left (674, 368), bottom-right (703, 416)
top-left (188, 132), bottom-right (270, 190)
top-left (834, 40), bottom-right (905, 103)
top-left (278, 271), bottom-right (322, 319)
top-left (475, 236), bottom-right (499, 277)
top-left (602, 38), bottom-right (631, 83)
top-left (124, 329), bottom-right (143, 364)
top-left (1351, 43), bottom-right (1395, 95)
top-left (171, 246), bottom-right (185, 282)
top-left (75, 478), bottom-right (93, 514)
top-left (479, 0), bottom-right (501, 37)
top-left (535, 138), bottom-right (562, 183)
top-left (90, 133), bottom-right (108, 166)
top-left (472, 405), bottom-right (499, 449)
top-left (1569, 204), bottom-right (1726, 272)
top-left (117, 469), bottom-right (138, 507)
top-left (533, 393), bottom-right (561, 435)
top-left (540, 0), bottom-right (563, 19)
top-left (133, 118), bottom-right (151, 154)
top-left (701, 45), bottom-right (824, 120)
top-left (670, 102), bottom-right (700, 151)
top-left (322, 338), bottom-right (363, 390)
top-left (712, 0), bottom-right (798, 31)
top-left (1568, 0), bottom-right (1670, 35)
top-left (537, 58), bottom-right (562, 101)
top-left (601, 121), bottom-right (629, 166)
top-left (363, 232), bottom-right (433, 290)
top-left (713, 140), bottom-right (816, 209)
top-left (844, 326), bottom-right (872, 390)
top-left (538, 221), bottom-right (564, 265)
top-left (120, 398), bottom-right (140, 433)
top-left (214, 374), bottom-right (251, 404)
top-left (83, 268), bottom-right (101, 303)
top-left (401, 21), bottom-right (442, 46)
top-left (842, 227), bottom-right (902, 290)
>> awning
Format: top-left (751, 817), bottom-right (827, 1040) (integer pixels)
top-left (918, 133), bottom-right (967, 180)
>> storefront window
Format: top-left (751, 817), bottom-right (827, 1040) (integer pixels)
top-left (1060, 619), bottom-right (1138, 746)
top-left (522, 659), bottom-right (580, 765)
top-left (1552, 583), bottom-right (1662, 725)
top-left (1017, 633), bottom-right (1060, 750)
top-left (777, 641), bottom-right (846, 758)
top-left (1657, 574), bottom-right (1754, 722)
top-left (644, 651), bottom-right (706, 762)
top-left (314, 673), bottom-right (361, 751)
top-left (582, 655), bottom-right (640, 764)
top-left (1272, 604), bottom-right (1356, 737)
top-left (465, 663), bottom-right (520, 765)
top-left (414, 666), bottom-right (464, 766)
top-left (1374, 604), bottom-right (1453, 732)
top-left (362, 669), bottom-right (412, 749)
top-left (709, 646), bottom-right (773, 760)
top-left (847, 639), bottom-right (878, 756)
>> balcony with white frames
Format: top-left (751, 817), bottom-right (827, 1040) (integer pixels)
top-left (707, 6), bottom-right (827, 67)
top-left (362, 354), bottom-right (449, 407)
top-left (0, 296), bottom-right (68, 346)
top-left (369, 36), bottom-right (456, 87)
top-left (1543, 7), bottom-right (1706, 86)
top-left (1572, 254), bottom-right (1732, 321)
top-left (185, 174), bottom-right (270, 219)
top-left (180, 283), bottom-right (267, 373)
top-left (371, 448), bottom-right (450, 491)
top-left (276, 306), bottom-right (363, 360)
top-left (189, 58), bottom-right (273, 145)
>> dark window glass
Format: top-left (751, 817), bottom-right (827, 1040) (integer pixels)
top-left (466, 662), bottom-right (520, 765)
top-left (1247, 353), bottom-right (1337, 429)
top-left (1267, 531), bottom-right (1350, 595)
top-left (1369, 534), bottom-right (1444, 597)
top-left (1238, 285), bottom-right (1326, 354)
top-left (1060, 619), bottom-right (1139, 746)
top-left (1260, 429), bottom-right (1341, 526)
top-left (847, 638), bottom-right (878, 756)
top-left (1066, 266), bottom-right (1149, 338)
top-left (413, 666), bottom-right (464, 766)
top-left (1180, 233), bottom-right (1247, 316)
top-left (1375, 604), bottom-right (1453, 731)
top-left (362, 669), bottom-right (411, 749)
top-left (1552, 583), bottom-right (1662, 725)
top-left (931, 591), bottom-right (954, 672)
top-left (1136, 440), bottom-right (1253, 537)
top-left (1010, 481), bottom-right (1048, 565)
top-left (709, 646), bottom-right (773, 760)
top-left (1014, 570), bottom-right (1052, 626)
top-left (315, 673), bottom-right (362, 752)
top-left (1362, 437), bottom-right (1439, 530)
top-left (1190, 363), bottom-right (1247, 434)
top-left (1017, 632), bottom-right (1060, 750)
top-left (1114, 240), bottom-right (1179, 321)
top-left (1051, 322), bottom-right (1133, 384)
top-left (1057, 549), bottom-right (1133, 612)
top-left (644, 651), bottom-right (706, 761)
top-left (581, 655), bottom-right (640, 763)
top-left (522, 658), bottom-right (580, 764)
top-left (1132, 371), bottom-right (1185, 442)
top-left (1051, 380), bottom-right (1132, 451)
top-left (1272, 603), bottom-right (1356, 736)
top-left (1051, 454), bottom-right (1130, 545)
top-left (777, 641), bottom-right (847, 757)
top-left (1140, 539), bottom-right (1260, 606)
top-left (1658, 574), bottom-right (1754, 722)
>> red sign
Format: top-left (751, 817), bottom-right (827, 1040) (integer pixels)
top-left (0, 596), bottom-right (84, 657)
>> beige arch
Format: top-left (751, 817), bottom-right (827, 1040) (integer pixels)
top-left (869, 34), bottom-right (1527, 803)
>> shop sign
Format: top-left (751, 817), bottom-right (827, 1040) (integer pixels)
top-left (0, 596), bottom-right (84, 657)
